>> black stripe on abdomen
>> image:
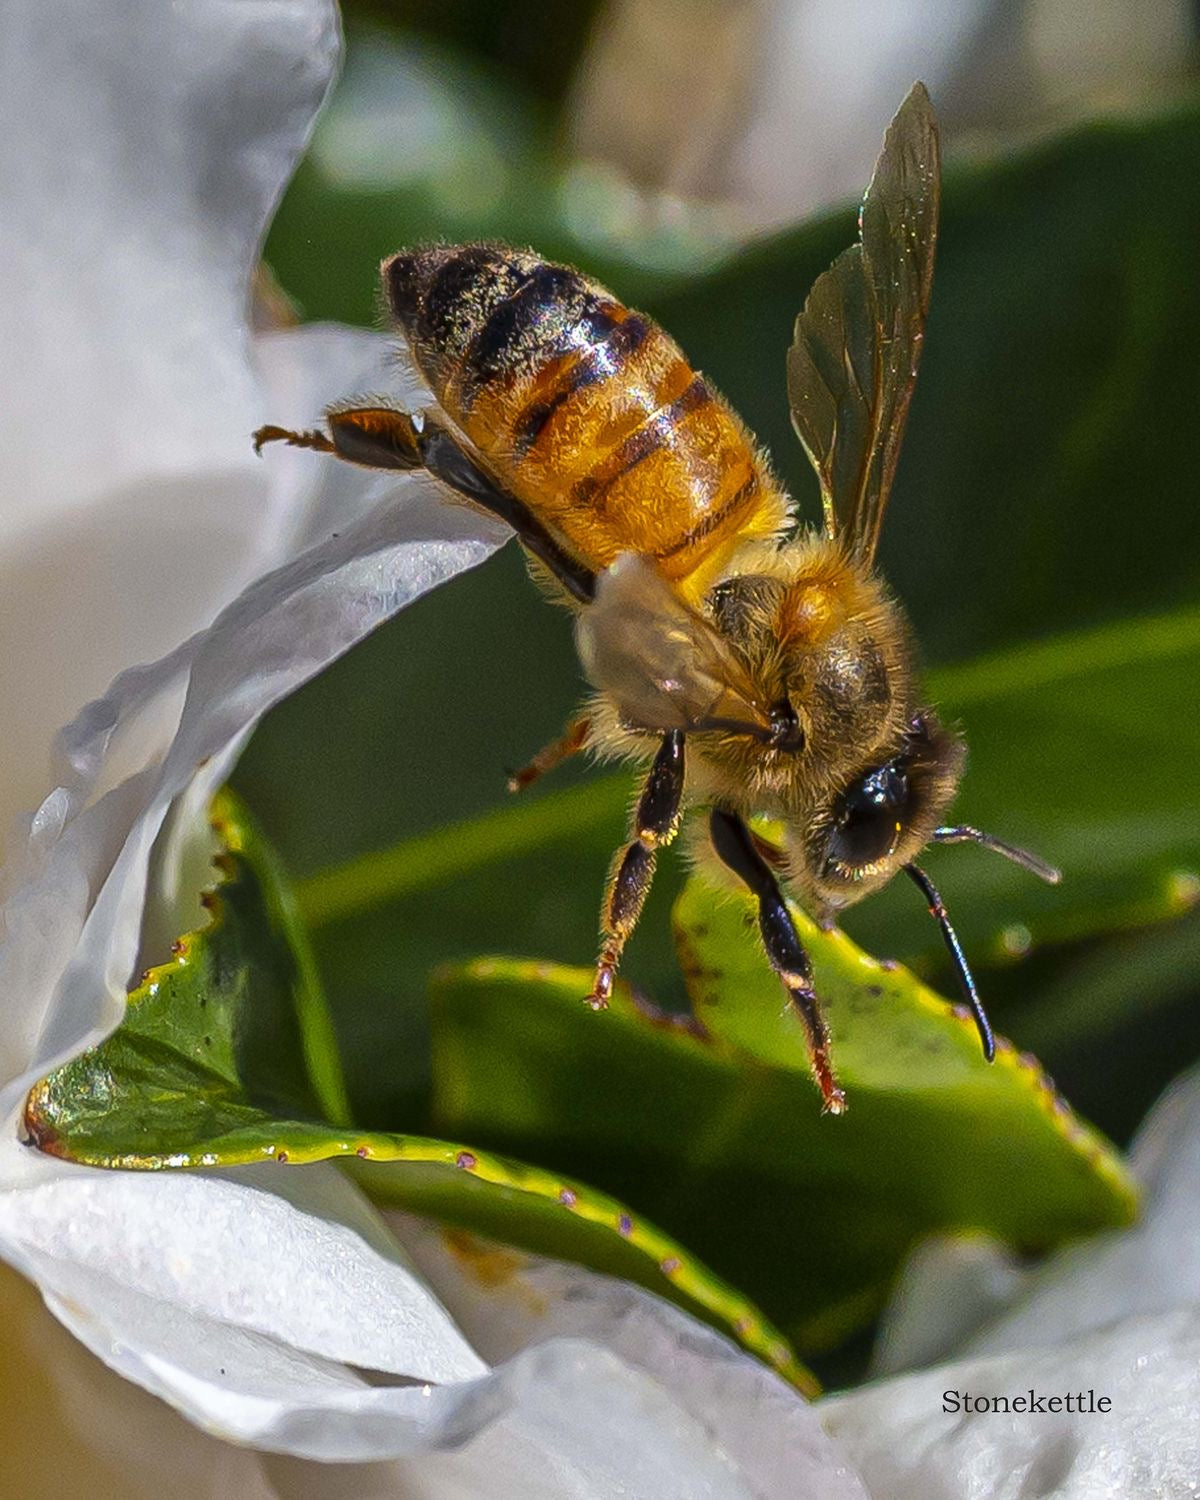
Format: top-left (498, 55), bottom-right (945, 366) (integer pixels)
top-left (512, 312), bottom-right (651, 456)
top-left (573, 374), bottom-right (713, 510)
top-left (416, 246), bottom-right (516, 349)
top-left (385, 246), bottom-right (535, 389)
top-left (653, 470), bottom-right (760, 560)
top-left (458, 264), bottom-right (614, 409)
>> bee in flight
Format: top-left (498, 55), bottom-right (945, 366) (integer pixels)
top-left (256, 83), bottom-right (1058, 1113)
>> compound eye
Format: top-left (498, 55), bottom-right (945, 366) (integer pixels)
top-left (828, 761), bottom-right (908, 870)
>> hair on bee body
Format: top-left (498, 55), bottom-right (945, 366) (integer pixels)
top-left (255, 83), bottom-right (1058, 1113)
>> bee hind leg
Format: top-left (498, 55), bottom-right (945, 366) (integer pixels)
top-left (254, 406), bottom-right (596, 605)
top-left (255, 407), bottom-right (424, 468)
top-left (587, 730), bottom-right (685, 1010)
top-left (708, 808), bottom-right (846, 1115)
top-left (507, 716), bottom-right (591, 794)
top-left (252, 424), bottom-right (337, 456)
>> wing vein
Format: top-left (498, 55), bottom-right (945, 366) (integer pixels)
top-left (787, 83), bottom-right (940, 567)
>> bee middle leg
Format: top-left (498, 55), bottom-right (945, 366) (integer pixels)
top-left (708, 808), bottom-right (846, 1115)
top-left (254, 407), bottom-right (595, 605)
top-left (507, 716), bottom-right (591, 794)
top-left (587, 730), bottom-right (685, 1010)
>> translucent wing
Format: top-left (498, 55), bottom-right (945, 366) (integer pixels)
top-left (787, 82), bottom-right (940, 566)
top-left (575, 555), bottom-right (773, 737)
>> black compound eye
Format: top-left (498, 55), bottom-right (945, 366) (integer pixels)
top-left (828, 761), bottom-right (909, 869)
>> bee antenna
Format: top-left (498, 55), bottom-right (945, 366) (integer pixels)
top-left (932, 825), bottom-right (1061, 885)
top-left (904, 863), bottom-right (995, 1062)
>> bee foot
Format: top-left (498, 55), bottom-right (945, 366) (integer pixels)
top-left (811, 1047), bottom-right (847, 1115)
top-left (585, 964), bottom-right (615, 1010)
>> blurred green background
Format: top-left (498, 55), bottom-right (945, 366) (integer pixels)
top-left (235, 0), bottom-right (1200, 1250)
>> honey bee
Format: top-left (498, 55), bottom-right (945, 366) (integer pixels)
top-left (256, 83), bottom-right (1058, 1113)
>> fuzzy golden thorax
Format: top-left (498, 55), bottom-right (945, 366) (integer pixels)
top-left (586, 534), bottom-right (964, 913)
top-left (704, 538), bottom-right (963, 909)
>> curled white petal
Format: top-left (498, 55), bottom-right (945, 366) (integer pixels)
top-left (0, 458), bottom-right (506, 1108)
top-left (0, 0), bottom-right (338, 839)
top-left (2, 1138), bottom-right (861, 1489)
top-left (0, 1152), bottom-right (486, 1390)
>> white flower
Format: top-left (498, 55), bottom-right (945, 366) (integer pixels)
top-left (6, 3), bottom-right (1192, 1494)
top-left (0, 1), bottom-right (861, 1494)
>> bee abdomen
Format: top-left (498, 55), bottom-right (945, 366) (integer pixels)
top-left (384, 244), bottom-right (788, 584)
top-left (385, 244), bottom-right (625, 406)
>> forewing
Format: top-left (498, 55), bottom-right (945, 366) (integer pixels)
top-left (787, 82), bottom-right (940, 564)
top-left (575, 555), bottom-right (771, 736)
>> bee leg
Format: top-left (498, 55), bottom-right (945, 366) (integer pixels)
top-left (708, 808), bottom-right (846, 1115)
top-left (254, 408), bottom-right (596, 605)
top-left (252, 425), bottom-right (336, 456)
top-left (253, 408), bottom-right (422, 465)
top-left (587, 730), bottom-right (685, 1010)
top-left (507, 716), bottom-right (591, 794)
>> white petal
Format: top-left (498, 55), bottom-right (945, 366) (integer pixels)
top-left (823, 1306), bottom-right (1200, 1500)
top-left (0, 0), bottom-right (338, 840)
top-left (0, 459), bottom-right (506, 1104)
top-left (871, 1234), bottom-right (1027, 1377)
top-left (369, 1342), bottom-right (835, 1500)
top-left (0, 1149), bottom-right (486, 1391)
top-left (0, 0), bottom-right (337, 518)
top-left (1, 1137), bottom-right (865, 1490)
top-left (384, 1212), bottom-right (869, 1500)
top-left (728, 0), bottom-right (991, 231)
top-left (7, 1250), bottom-right (865, 1500)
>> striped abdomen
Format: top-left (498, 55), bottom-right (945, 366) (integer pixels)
top-left (384, 245), bottom-right (789, 591)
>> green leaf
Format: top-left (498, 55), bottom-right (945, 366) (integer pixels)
top-left (430, 879), bottom-right (1138, 1353)
top-left (969, 907), bottom-right (1200, 1149)
top-left (213, 792), bottom-right (352, 1128)
top-left (23, 799), bottom-right (816, 1395)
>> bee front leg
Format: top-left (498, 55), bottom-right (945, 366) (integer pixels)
top-left (587, 730), bottom-right (685, 1010)
top-left (708, 808), bottom-right (846, 1115)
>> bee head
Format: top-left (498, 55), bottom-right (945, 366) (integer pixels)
top-left (794, 710), bottom-right (965, 909)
